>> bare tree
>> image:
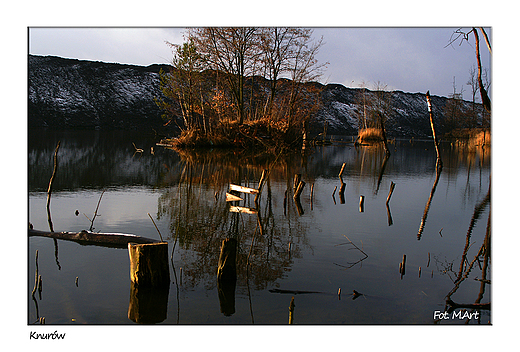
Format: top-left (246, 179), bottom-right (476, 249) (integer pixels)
top-left (284, 31), bottom-right (327, 129)
top-left (190, 27), bottom-right (259, 124)
top-left (258, 28), bottom-right (307, 120)
top-left (157, 27), bottom-right (327, 149)
top-left (447, 27), bottom-right (491, 112)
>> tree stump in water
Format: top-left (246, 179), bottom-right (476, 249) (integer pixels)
top-left (128, 283), bottom-right (169, 324)
top-left (217, 238), bottom-right (237, 316)
top-left (128, 242), bottom-right (170, 287)
top-left (217, 238), bottom-right (237, 281)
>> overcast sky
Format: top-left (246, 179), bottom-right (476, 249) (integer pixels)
top-left (28, 27), bottom-right (490, 100)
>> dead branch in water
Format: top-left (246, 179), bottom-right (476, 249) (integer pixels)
top-left (132, 142), bottom-right (144, 158)
top-left (333, 235), bottom-right (368, 269)
top-left (46, 141), bottom-right (60, 232)
top-left (148, 212), bottom-right (164, 242)
top-left (386, 182), bottom-right (396, 205)
top-left (425, 91), bottom-right (442, 171)
top-left (29, 228), bottom-right (160, 248)
top-left (89, 189), bottom-right (106, 232)
top-left (417, 159), bottom-right (442, 240)
top-left (31, 250), bottom-right (39, 299)
top-left (446, 298), bottom-right (490, 312)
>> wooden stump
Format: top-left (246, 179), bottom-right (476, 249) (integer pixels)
top-left (217, 238), bottom-right (237, 316)
top-left (217, 238), bottom-right (237, 281)
top-left (294, 180), bottom-right (306, 199)
top-left (128, 283), bottom-right (169, 324)
top-left (217, 276), bottom-right (236, 316)
top-left (128, 242), bottom-right (170, 287)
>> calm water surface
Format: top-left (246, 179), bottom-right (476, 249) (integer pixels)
top-left (28, 129), bottom-right (490, 324)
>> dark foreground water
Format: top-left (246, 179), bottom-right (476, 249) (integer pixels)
top-left (28, 129), bottom-right (490, 325)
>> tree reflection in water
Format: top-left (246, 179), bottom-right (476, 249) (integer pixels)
top-left (156, 148), bottom-right (310, 301)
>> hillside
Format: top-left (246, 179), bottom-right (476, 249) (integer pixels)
top-left (28, 55), bottom-right (481, 137)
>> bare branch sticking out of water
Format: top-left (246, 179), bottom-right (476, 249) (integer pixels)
top-left (333, 235), bottom-right (368, 269)
top-left (46, 141), bottom-right (60, 232)
top-left (132, 142), bottom-right (144, 158)
top-left (148, 212), bottom-right (164, 242)
top-left (89, 190), bottom-right (106, 232)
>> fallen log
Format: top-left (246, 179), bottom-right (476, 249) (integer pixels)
top-left (269, 288), bottom-right (323, 295)
top-left (446, 298), bottom-right (490, 311)
top-left (29, 228), bottom-right (160, 248)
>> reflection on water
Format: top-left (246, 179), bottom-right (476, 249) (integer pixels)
top-left (28, 129), bottom-right (490, 324)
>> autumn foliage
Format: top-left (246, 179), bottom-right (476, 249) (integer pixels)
top-left (155, 27), bottom-right (327, 151)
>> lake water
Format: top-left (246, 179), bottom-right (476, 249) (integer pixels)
top-left (28, 129), bottom-right (490, 325)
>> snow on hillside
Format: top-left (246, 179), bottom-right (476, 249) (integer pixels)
top-left (28, 55), bottom-right (483, 136)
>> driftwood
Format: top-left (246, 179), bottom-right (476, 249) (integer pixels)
top-left (29, 228), bottom-right (160, 248)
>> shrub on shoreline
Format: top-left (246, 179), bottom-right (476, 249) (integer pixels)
top-left (357, 128), bottom-right (383, 143)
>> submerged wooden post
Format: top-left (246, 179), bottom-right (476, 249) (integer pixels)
top-left (293, 180), bottom-right (306, 216)
top-left (128, 242), bottom-right (170, 287)
top-left (339, 179), bottom-right (346, 204)
top-left (217, 238), bottom-right (237, 281)
top-left (386, 182), bottom-right (396, 205)
top-left (338, 163), bottom-right (346, 177)
top-left (426, 91), bottom-right (443, 170)
top-left (310, 183), bottom-right (314, 210)
top-left (399, 254), bottom-right (406, 279)
top-left (294, 180), bottom-right (306, 200)
top-left (128, 283), bottom-right (169, 324)
top-left (293, 174), bottom-right (301, 193)
top-left (254, 169), bottom-right (268, 203)
top-left (288, 296), bottom-right (295, 324)
top-left (217, 238), bottom-right (237, 316)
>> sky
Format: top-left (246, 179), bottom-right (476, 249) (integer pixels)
top-left (28, 27), bottom-right (491, 101)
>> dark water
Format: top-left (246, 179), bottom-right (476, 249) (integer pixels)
top-left (28, 129), bottom-right (490, 324)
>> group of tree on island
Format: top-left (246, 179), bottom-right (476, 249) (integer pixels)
top-left (155, 27), bottom-right (327, 150)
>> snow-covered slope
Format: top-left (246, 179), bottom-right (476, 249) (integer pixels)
top-left (29, 55), bottom-right (167, 129)
top-left (29, 55), bottom-right (479, 136)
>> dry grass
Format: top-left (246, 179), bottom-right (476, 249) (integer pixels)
top-left (445, 128), bottom-right (491, 146)
top-left (161, 118), bottom-right (299, 152)
top-left (358, 128), bottom-right (383, 143)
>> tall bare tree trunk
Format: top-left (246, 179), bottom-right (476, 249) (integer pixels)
top-left (472, 28), bottom-right (491, 112)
